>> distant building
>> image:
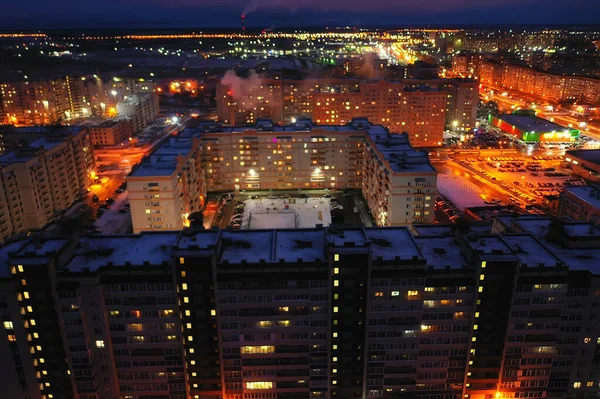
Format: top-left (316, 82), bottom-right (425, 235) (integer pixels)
top-left (0, 127), bottom-right (94, 242)
top-left (479, 60), bottom-right (600, 104)
top-left (88, 118), bottom-right (134, 146)
top-left (489, 112), bottom-right (579, 143)
top-left (565, 149), bottom-right (600, 182)
top-left (216, 77), bottom-right (479, 147)
top-left (116, 92), bottom-right (159, 132)
top-left (559, 185), bottom-right (600, 222)
top-left (0, 76), bottom-right (103, 125)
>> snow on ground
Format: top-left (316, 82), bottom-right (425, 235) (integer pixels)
top-left (94, 192), bottom-right (132, 234)
top-left (242, 198), bottom-right (332, 229)
top-left (437, 173), bottom-right (486, 209)
top-left (249, 212), bottom-right (296, 229)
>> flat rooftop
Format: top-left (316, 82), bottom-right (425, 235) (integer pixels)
top-left (498, 114), bottom-right (571, 133)
top-left (566, 149), bottom-right (600, 166)
top-left (564, 186), bottom-right (600, 212)
top-left (129, 138), bottom-right (194, 177)
top-left (415, 236), bottom-right (467, 269)
top-left (366, 132), bottom-right (437, 174)
top-left (366, 228), bottom-right (423, 261)
top-left (500, 234), bottom-right (562, 267)
top-left (69, 233), bottom-right (179, 271)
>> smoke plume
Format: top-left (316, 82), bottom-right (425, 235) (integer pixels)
top-left (221, 69), bottom-right (278, 112)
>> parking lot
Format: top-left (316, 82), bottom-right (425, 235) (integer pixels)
top-left (455, 154), bottom-right (584, 208)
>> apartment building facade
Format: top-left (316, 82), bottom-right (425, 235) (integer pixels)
top-left (116, 92), bottom-right (159, 132)
top-left (0, 75), bottom-right (157, 126)
top-left (479, 60), bottom-right (600, 104)
top-left (88, 118), bottom-right (134, 146)
top-left (363, 132), bottom-right (437, 225)
top-left (216, 77), bottom-right (478, 147)
top-left (1, 218), bottom-right (600, 399)
top-left (128, 135), bottom-right (206, 233)
top-left (0, 128), bottom-right (94, 242)
top-left (558, 185), bottom-right (600, 222)
top-left (128, 118), bottom-right (436, 232)
top-left (0, 76), bottom-right (105, 125)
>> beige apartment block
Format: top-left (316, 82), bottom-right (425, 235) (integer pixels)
top-left (0, 128), bottom-right (94, 242)
top-left (128, 135), bottom-right (206, 233)
top-left (128, 118), bottom-right (437, 232)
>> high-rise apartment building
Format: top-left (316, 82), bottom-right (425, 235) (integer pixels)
top-left (479, 60), bottom-right (600, 104)
top-left (363, 132), bottom-right (437, 225)
top-left (128, 134), bottom-right (206, 234)
top-left (0, 75), bottom-right (156, 126)
top-left (1, 217), bottom-right (600, 399)
top-left (116, 92), bottom-right (159, 132)
top-left (0, 127), bottom-right (94, 242)
top-left (0, 76), bottom-right (104, 125)
top-left (217, 77), bottom-right (478, 147)
top-left (128, 118), bottom-right (437, 232)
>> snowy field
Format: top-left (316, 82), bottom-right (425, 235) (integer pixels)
top-left (437, 173), bottom-right (486, 208)
top-left (242, 198), bottom-right (332, 229)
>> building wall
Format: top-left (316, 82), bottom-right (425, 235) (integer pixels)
top-left (0, 129), bottom-right (94, 243)
top-left (2, 228), bottom-right (600, 399)
top-left (479, 60), bottom-right (600, 104)
top-left (116, 93), bottom-right (159, 132)
top-left (89, 120), bottom-right (133, 146)
top-left (216, 78), bottom-right (477, 147)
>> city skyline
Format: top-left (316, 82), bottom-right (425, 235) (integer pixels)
top-left (3, 0), bottom-right (600, 28)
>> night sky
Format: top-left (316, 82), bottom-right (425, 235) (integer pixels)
top-left (4, 0), bottom-right (600, 29)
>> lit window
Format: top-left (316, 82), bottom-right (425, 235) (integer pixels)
top-left (480, 274), bottom-right (485, 281)
top-left (586, 382), bottom-right (594, 387)
top-left (30, 319), bottom-right (36, 326)
top-left (190, 360), bottom-right (196, 365)
top-left (333, 267), bottom-right (339, 275)
top-left (584, 337), bottom-right (592, 344)
top-left (241, 346), bottom-right (275, 354)
top-left (475, 312), bottom-right (480, 318)
top-left (332, 368), bottom-right (337, 374)
top-left (145, 209), bottom-right (151, 214)
top-left (210, 309), bottom-right (216, 316)
top-left (95, 340), bottom-right (105, 348)
top-left (245, 381), bottom-right (273, 390)
top-left (332, 380), bottom-right (337, 385)
top-left (179, 257), bottom-right (185, 264)
top-left (407, 291), bottom-right (418, 297)
top-left (573, 382), bottom-right (581, 389)
top-left (181, 271), bottom-right (186, 277)
top-left (182, 283), bottom-right (188, 290)
top-left (478, 286), bottom-right (483, 293)
top-left (334, 254), bottom-right (339, 262)
top-left (391, 291), bottom-right (400, 297)
top-left (374, 292), bottom-right (384, 297)
top-left (481, 261), bottom-right (486, 269)
top-left (334, 280), bottom-right (339, 287)
top-left (472, 337), bottom-right (477, 342)
top-left (3, 321), bottom-right (13, 329)
top-left (333, 332), bottom-right (338, 338)
top-left (18, 265), bottom-right (24, 272)
top-left (473, 325), bottom-right (478, 330)
top-left (332, 356), bottom-right (338, 362)
top-left (167, 335), bottom-right (177, 341)
top-left (188, 336), bottom-right (193, 342)
top-left (333, 345), bottom-right (338, 350)
top-left (424, 287), bottom-right (434, 292)
top-left (186, 323), bottom-right (192, 329)
top-left (333, 307), bottom-right (339, 313)
top-left (185, 310), bottom-right (191, 316)
top-left (23, 292), bottom-right (30, 299)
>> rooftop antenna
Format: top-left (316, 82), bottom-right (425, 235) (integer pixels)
top-left (241, 14), bottom-right (246, 34)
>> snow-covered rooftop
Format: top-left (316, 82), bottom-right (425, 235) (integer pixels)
top-left (415, 236), bottom-right (468, 269)
top-left (500, 235), bottom-right (562, 268)
top-left (366, 228), bottom-right (422, 261)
